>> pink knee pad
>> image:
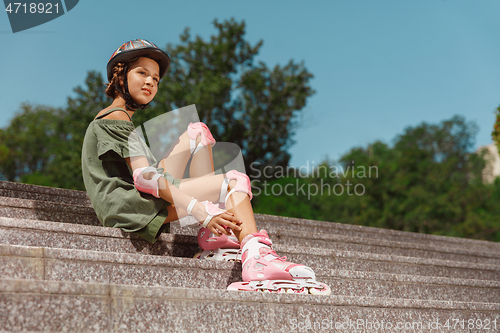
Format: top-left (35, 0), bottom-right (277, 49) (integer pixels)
top-left (133, 167), bottom-right (162, 198)
top-left (188, 122), bottom-right (216, 155)
top-left (221, 170), bottom-right (252, 207)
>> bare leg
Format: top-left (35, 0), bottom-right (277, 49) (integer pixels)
top-left (176, 175), bottom-right (257, 242)
top-left (177, 174), bottom-right (225, 203)
top-left (159, 130), bottom-right (215, 178)
top-left (158, 131), bottom-right (193, 179)
top-left (162, 203), bottom-right (181, 224)
top-left (158, 129), bottom-right (257, 241)
top-left (225, 187), bottom-right (258, 242)
top-left (189, 142), bottom-right (214, 178)
top-left (157, 131), bottom-right (215, 225)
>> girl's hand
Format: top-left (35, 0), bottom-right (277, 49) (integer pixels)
top-left (206, 212), bottom-right (242, 236)
top-left (191, 201), bottom-right (242, 236)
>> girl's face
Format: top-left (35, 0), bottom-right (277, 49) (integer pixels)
top-left (126, 56), bottom-right (160, 105)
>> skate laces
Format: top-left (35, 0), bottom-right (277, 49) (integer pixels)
top-left (259, 247), bottom-right (287, 262)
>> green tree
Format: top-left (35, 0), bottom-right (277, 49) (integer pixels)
top-left (0, 20), bottom-right (314, 190)
top-left (329, 115), bottom-right (491, 237)
top-left (0, 72), bottom-right (108, 190)
top-left (135, 18), bottom-right (315, 174)
top-left (0, 104), bottom-right (60, 185)
top-left (253, 115), bottom-right (500, 241)
top-left (493, 105), bottom-right (500, 152)
top-left (1, 19), bottom-right (314, 189)
top-left (47, 71), bottom-right (109, 190)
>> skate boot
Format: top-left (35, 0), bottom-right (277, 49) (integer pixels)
top-left (227, 230), bottom-right (331, 295)
top-left (193, 227), bottom-right (241, 262)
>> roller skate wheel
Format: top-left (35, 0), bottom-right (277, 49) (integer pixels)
top-left (294, 287), bottom-right (307, 294)
top-left (309, 283), bottom-right (332, 296)
top-left (193, 252), bottom-right (202, 259)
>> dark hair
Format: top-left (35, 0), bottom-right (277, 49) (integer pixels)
top-left (105, 61), bottom-right (128, 99)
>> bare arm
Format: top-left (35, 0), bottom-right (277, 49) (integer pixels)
top-left (125, 156), bottom-right (241, 235)
top-left (125, 155), bottom-right (190, 207)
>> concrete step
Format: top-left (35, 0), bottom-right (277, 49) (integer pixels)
top-left (0, 217), bottom-right (199, 259)
top-left (0, 197), bottom-right (500, 264)
top-left (2, 181), bottom-right (500, 332)
top-left (0, 243), bottom-right (241, 291)
top-left (273, 228), bottom-right (500, 266)
top-left (2, 217), bottom-right (500, 282)
top-left (0, 204), bottom-right (500, 265)
top-left (0, 180), bottom-right (91, 206)
top-left (326, 269), bottom-right (500, 304)
top-left (2, 180), bottom-right (500, 254)
top-left (2, 278), bottom-right (499, 333)
top-left (0, 196), bottom-right (100, 226)
top-left (253, 214), bottom-right (500, 254)
top-left (282, 245), bottom-right (500, 282)
top-left (2, 242), bottom-right (500, 304)
top-left (172, 222), bottom-right (500, 266)
top-left (3, 237), bottom-right (500, 304)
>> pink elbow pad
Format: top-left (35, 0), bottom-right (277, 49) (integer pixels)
top-left (188, 199), bottom-right (224, 228)
top-left (133, 167), bottom-right (162, 198)
top-left (199, 201), bottom-right (224, 228)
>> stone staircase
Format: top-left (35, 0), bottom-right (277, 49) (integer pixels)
top-left (1, 180), bottom-right (499, 332)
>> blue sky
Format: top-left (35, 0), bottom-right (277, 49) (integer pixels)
top-left (1, 0), bottom-right (500, 168)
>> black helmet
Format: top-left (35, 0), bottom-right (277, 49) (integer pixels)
top-left (107, 39), bottom-right (170, 81)
top-left (106, 39), bottom-right (170, 110)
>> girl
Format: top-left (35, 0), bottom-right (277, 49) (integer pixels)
top-left (81, 39), bottom-right (330, 295)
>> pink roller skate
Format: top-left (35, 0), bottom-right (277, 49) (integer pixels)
top-left (227, 230), bottom-right (331, 295)
top-left (193, 227), bottom-right (241, 262)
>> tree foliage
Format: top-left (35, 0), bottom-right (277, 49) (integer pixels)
top-left (493, 105), bottom-right (500, 152)
top-left (0, 104), bottom-right (60, 185)
top-left (0, 19), bottom-right (314, 189)
top-left (49, 71), bottom-right (109, 189)
top-left (253, 115), bottom-right (500, 242)
top-left (134, 18), bottom-right (315, 173)
top-left (2, 19), bottom-right (498, 242)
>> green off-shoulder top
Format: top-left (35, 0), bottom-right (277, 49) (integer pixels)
top-left (81, 108), bottom-right (173, 243)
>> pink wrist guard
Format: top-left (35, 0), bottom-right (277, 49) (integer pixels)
top-left (199, 201), bottom-right (224, 228)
